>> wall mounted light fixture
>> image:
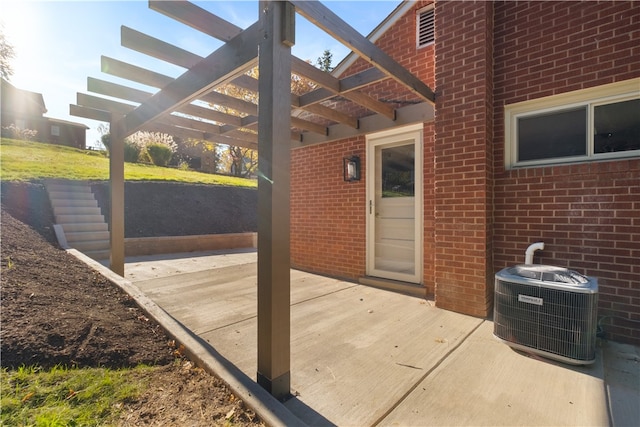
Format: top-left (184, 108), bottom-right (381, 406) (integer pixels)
top-left (343, 155), bottom-right (361, 182)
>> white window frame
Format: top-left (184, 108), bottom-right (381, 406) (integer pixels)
top-left (504, 78), bottom-right (640, 169)
top-left (51, 125), bottom-right (60, 136)
top-left (416, 5), bottom-right (435, 49)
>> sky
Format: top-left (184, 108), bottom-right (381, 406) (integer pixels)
top-left (2, 0), bottom-right (402, 148)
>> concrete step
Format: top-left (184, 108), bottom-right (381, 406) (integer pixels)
top-left (45, 180), bottom-right (111, 261)
top-left (53, 206), bottom-right (102, 216)
top-left (61, 222), bottom-right (109, 233)
top-left (45, 179), bottom-right (91, 189)
top-left (359, 276), bottom-right (426, 298)
top-left (56, 214), bottom-right (105, 225)
top-left (65, 231), bottom-right (110, 243)
top-left (71, 239), bottom-right (110, 252)
top-left (46, 184), bottom-right (94, 194)
top-left (48, 191), bottom-right (96, 200)
top-left (49, 198), bottom-right (98, 208)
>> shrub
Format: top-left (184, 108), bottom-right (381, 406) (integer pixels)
top-left (146, 143), bottom-right (172, 166)
top-left (128, 131), bottom-right (176, 153)
top-left (2, 124), bottom-right (38, 141)
top-left (100, 133), bottom-right (140, 163)
top-left (124, 140), bottom-right (141, 163)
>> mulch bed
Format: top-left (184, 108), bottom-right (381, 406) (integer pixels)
top-left (1, 181), bottom-right (263, 426)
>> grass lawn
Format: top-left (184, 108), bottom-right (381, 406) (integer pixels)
top-left (1, 365), bottom-right (156, 426)
top-left (0, 138), bottom-right (256, 188)
top-left (0, 138), bottom-right (255, 425)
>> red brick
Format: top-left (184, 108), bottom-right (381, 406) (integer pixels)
top-left (292, 0), bottom-right (640, 345)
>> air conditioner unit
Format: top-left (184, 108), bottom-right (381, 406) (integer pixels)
top-left (493, 265), bottom-right (598, 365)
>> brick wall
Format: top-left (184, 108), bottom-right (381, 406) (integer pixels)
top-left (291, 0), bottom-right (436, 286)
top-left (493, 1), bottom-right (640, 344)
top-left (423, 122), bottom-right (436, 295)
top-left (290, 137), bottom-right (366, 280)
top-left (434, 1), bottom-right (494, 317)
top-left (342, 0), bottom-right (435, 109)
top-left (290, 0), bottom-right (640, 344)
top-left (290, 124), bottom-right (436, 294)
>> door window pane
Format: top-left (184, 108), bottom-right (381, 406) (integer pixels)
top-left (517, 107), bottom-right (587, 162)
top-left (594, 99), bottom-right (640, 154)
top-left (381, 144), bottom-right (415, 197)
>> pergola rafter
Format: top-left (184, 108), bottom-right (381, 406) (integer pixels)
top-left (73, 1), bottom-right (435, 147)
top-left (69, 0), bottom-right (436, 400)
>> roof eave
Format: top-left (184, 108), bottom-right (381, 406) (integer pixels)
top-left (332, 0), bottom-right (415, 77)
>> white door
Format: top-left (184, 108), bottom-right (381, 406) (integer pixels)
top-left (366, 125), bottom-right (423, 283)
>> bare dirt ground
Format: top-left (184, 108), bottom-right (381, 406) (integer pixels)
top-left (1, 181), bottom-right (262, 426)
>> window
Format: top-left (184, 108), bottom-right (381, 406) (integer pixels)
top-left (381, 143), bottom-right (415, 197)
top-left (51, 125), bottom-right (60, 136)
top-left (504, 79), bottom-right (640, 169)
top-left (594, 99), bottom-right (640, 154)
top-left (417, 6), bottom-right (434, 48)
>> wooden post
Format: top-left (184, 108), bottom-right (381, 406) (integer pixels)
top-left (256, 0), bottom-right (293, 400)
top-left (109, 118), bottom-right (125, 276)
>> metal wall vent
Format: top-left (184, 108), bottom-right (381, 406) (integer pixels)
top-left (417, 7), bottom-right (435, 47)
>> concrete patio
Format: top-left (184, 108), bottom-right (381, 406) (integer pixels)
top-left (93, 249), bottom-right (638, 426)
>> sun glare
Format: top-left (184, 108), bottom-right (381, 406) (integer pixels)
top-left (2, 1), bottom-right (44, 75)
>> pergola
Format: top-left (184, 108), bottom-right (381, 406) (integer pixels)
top-left (71, 0), bottom-right (435, 399)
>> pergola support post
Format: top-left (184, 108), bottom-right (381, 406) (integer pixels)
top-left (256, 0), bottom-right (293, 400)
top-left (109, 118), bottom-right (125, 276)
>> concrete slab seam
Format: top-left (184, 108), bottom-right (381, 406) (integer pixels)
top-left (290, 282), bottom-right (361, 307)
top-left (370, 319), bottom-right (486, 427)
top-left (67, 249), bottom-right (307, 427)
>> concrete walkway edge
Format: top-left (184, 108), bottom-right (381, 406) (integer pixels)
top-left (69, 249), bottom-right (306, 427)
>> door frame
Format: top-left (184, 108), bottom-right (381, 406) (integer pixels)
top-left (365, 123), bottom-right (424, 284)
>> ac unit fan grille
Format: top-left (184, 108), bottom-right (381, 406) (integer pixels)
top-left (494, 279), bottom-right (598, 362)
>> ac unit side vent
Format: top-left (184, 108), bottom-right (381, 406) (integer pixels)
top-left (493, 269), bottom-right (598, 365)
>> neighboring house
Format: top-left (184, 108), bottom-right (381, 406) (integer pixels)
top-left (1, 78), bottom-right (88, 149)
top-left (290, 1), bottom-right (639, 344)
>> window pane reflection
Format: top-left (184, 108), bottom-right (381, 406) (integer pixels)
top-left (594, 99), bottom-right (640, 154)
top-left (381, 144), bottom-right (414, 198)
top-left (518, 107), bottom-right (587, 161)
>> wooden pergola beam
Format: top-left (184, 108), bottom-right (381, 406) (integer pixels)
top-left (69, 104), bottom-right (111, 123)
top-left (120, 29), bottom-right (349, 133)
top-left (200, 91), bottom-right (256, 117)
top-left (87, 72), bottom-right (313, 143)
top-left (88, 77), bottom-right (152, 104)
top-left (291, 56), bottom-right (339, 92)
top-left (297, 101), bottom-right (434, 146)
top-left (150, 0), bottom-right (242, 42)
top-left (163, 114), bottom-right (222, 135)
top-left (87, 77), bottom-right (247, 133)
top-left (77, 93), bottom-right (135, 116)
top-left (101, 56), bottom-right (173, 88)
top-left (147, 121), bottom-right (208, 141)
top-left (222, 128), bottom-right (258, 143)
top-left (178, 103), bottom-right (242, 128)
top-left (297, 67), bottom-right (386, 107)
top-left (121, 26), bottom-right (202, 69)
top-left (117, 22), bottom-right (260, 137)
top-left (292, 0), bottom-right (435, 104)
top-left (297, 102), bottom-right (358, 129)
top-left (147, 0), bottom-right (391, 123)
top-left (145, 121), bottom-right (258, 151)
